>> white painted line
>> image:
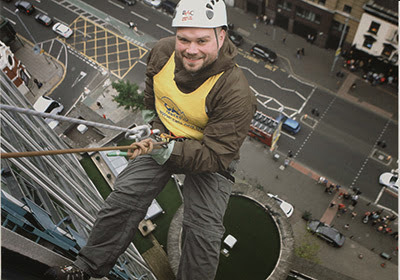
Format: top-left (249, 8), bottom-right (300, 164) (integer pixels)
top-left (5, 17), bottom-right (16, 25)
top-left (48, 39), bottom-right (54, 53)
top-left (156, 24), bottom-right (174, 34)
top-left (53, 17), bottom-right (68, 26)
top-left (374, 186), bottom-right (386, 204)
top-left (130, 11), bottom-right (149, 21)
top-left (108, 0), bottom-right (125, 9)
top-left (3, 7), bottom-right (16, 15)
top-left (281, 131), bottom-right (296, 140)
top-left (35, 7), bottom-right (48, 15)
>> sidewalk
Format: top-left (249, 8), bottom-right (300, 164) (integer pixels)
top-left (12, 37), bottom-right (65, 105)
top-left (226, 7), bottom-right (398, 121)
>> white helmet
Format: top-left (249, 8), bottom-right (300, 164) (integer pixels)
top-left (172, 0), bottom-right (227, 29)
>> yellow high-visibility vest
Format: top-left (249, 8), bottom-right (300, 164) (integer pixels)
top-left (154, 52), bottom-right (224, 140)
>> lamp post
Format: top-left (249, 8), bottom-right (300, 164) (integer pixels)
top-left (14, 9), bottom-right (39, 51)
top-left (330, 17), bottom-right (349, 73)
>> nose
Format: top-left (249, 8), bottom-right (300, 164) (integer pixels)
top-left (186, 42), bottom-right (198, 55)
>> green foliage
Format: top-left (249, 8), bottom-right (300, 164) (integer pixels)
top-left (295, 232), bottom-right (320, 263)
top-left (302, 210), bottom-right (312, 221)
top-left (112, 80), bottom-right (145, 112)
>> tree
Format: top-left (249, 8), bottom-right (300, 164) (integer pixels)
top-left (112, 80), bottom-right (145, 112)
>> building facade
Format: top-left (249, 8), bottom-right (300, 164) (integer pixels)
top-left (0, 72), bottom-right (156, 279)
top-left (352, 0), bottom-right (398, 65)
top-left (234, 0), bottom-right (371, 49)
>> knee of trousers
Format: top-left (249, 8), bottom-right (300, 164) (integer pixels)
top-left (105, 191), bottom-right (148, 215)
top-left (183, 219), bottom-right (225, 240)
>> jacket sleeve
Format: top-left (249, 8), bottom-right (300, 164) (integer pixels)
top-left (165, 68), bottom-right (257, 173)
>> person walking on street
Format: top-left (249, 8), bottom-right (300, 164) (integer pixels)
top-left (282, 36), bottom-right (286, 44)
top-left (296, 48), bottom-right (301, 59)
top-left (44, 1), bottom-right (256, 279)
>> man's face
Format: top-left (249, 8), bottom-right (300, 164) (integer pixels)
top-left (175, 27), bottom-right (226, 73)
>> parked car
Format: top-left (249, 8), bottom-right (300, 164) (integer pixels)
top-left (379, 171), bottom-right (399, 193)
top-left (33, 96), bottom-right (64, 124)
top-left (35, 13), bottom-right (53, 26)
top-left (307, 220), bottom-right (345, 247)
top-left (161, 0), bottom-right (177, 15)
top-left (118, 0), bottom-right (136, 5)
top-left (144, 0), bottom-right (161, 8)
top-left (276, 115), bottom-right (301, 135)
top-left (15, 1), bottom-right (35, 15)
top-left (250, 44), bottom-right (277, 63)
top-left (52, 22), bottom-right (73, 38)
top-left (228, 29), bottom-right (243, 47)
top-left (267, 193), bottom-right (294, 218)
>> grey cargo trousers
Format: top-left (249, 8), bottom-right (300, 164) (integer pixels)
top-left (75, 155), bottom-right (233, 280)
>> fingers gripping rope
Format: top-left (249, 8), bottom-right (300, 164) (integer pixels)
top-left (127, 138), bottom-right (155, 160)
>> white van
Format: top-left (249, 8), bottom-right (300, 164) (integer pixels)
top-left (33, 96), bottom-right (64, 124)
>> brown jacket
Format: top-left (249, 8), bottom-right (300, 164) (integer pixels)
top-left (144, 36), bottom-right (257, 173)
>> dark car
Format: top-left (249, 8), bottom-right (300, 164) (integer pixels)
top-left (161, 0), bottom-right (177, 15)
top-left (307, 220), bottom-right (345, 247)
top-left (35, 13), bottom-right (53, 26)
top-left (15, 1), bottom-right (35, 15)
top-left (118, 0), bottom-right (136, 5)
top-left (228, 30), bottom-right (243, 47)
top-left (250, 44), bottom-right (277, 63)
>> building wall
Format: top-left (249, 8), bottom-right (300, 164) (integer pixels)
top-left (352, 12), bottom-right (398, 64)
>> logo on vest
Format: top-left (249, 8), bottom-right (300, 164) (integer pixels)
top-left (161, 96), bottom-right (188, 122)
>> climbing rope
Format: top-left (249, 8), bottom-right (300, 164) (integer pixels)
top-left (0, 104), bottom-right (158, 140)
top-left (0, 104), bottom-right (163, 159)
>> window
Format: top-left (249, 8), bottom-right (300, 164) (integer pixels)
top-left (368, 21), bottom-right (380, 35)
top-left (318, 0), bottom-right (326, 5)
top-left (381, 44), bottom-right (396, 58)
top-left (295, 7), bottom-right (321, 24)
top-left (362, 36), bottom-right (376, 49)
top-left (277, 0), bottom-right (292, 11)
top-left (343, 5), bottom-right (352, 14)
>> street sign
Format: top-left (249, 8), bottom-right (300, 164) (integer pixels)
top-left (335, 48), bottom-right (341, 57)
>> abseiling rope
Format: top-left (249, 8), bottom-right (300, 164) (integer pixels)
top-left (0, 104), bottom-right (161, 159)
top-left (0, 104), bottom-right (153, 139)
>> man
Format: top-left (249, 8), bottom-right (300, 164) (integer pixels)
top-left (45, 0), bottom-right (256, 279)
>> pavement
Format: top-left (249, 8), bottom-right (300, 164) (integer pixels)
top-left (10, 4), bottom-right (398, 280)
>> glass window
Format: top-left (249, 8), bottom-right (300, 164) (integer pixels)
top-left (362, 36), bottom-right (375, 49)
top-left (381, 44), bottom-right (395, 58)
top-left (295, 7), bottom-right (320, 24)
top-left (277, 0), bottom-right (292, 11)
top-left (368, 21), bottom-right (380, 35)
top-left (343, 5), bottom-right (352, 14)
top-left (318, 0), bottom-right (326, 5)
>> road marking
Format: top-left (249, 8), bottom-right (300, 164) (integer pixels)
top-left (53, 17), bottom-right (69, 26)
top-left (108, 0), bottom-right (125, 9)
top-left (156, 24), bottom-right (174, 34)
top-left (5, 17), bottom-right (16, 25)
top-left (374, 186), bottom-right (386, 204)
top-left (35, 7), bottom-right (48, 15)
top-left (349, 118), bottom-right (391, 189)
top-left (3, 7), bottom-right (15, 15)
top-left (71, 71), bottom-right (87, 88)
top-left (130, 11), bottom-right (149, 21)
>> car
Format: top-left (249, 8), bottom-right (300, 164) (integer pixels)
top-left (250, 44), bottom-right (277, 63)
top-left (144, 0), bottom-right (161, 8)
top-left (276, 115), bottom-right (301, 135)
top-left (267, 193), bottom-right (294, 218)
top-left (35, 13), bottom-right (53, 26)
top-left (33, 96), bottom-right (64, 124)
top-left (52, 22), bottom-right (73, 38)
top-left (307, 220), bottom-right (345, 247)
top-left (379, 171), bottom-right (399, 193)
top-left (118, 0), bottom-right (136, 5)
top-left (161, 0), bottom-right (177, 15)
top-left (228, 30), bottom-right (243, 47)
top-left (15, 1), bottom-right (35, 15)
